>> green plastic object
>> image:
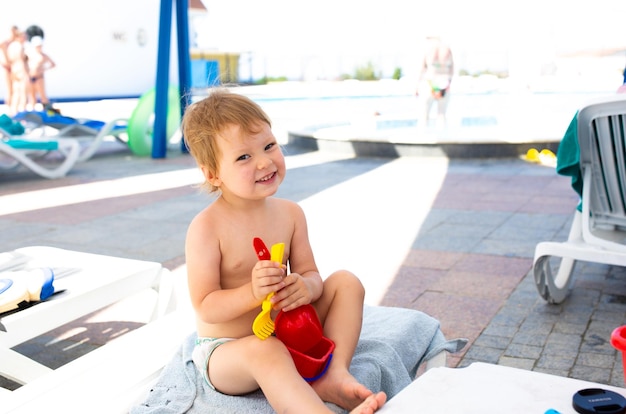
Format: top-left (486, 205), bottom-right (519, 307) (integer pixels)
top-left (127, 86), bottom-right (181, 156)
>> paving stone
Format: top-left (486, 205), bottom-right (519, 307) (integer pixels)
top-left (498, 356), bottom-right (536, 371)
top-left (536, 354), bottom-right (576, 372)
top-left (472, 334), bottom-right (511, 350)
top-left (511, 331), bottom-right (550, 347)
top-left (577, 352), bottom-right (618, 369)
top-left (462, 346), bottom-right (502, 364)
top-left (504, 343), bottom-right (543, 359)
top-left (571, 365), bottom-right (611, 384)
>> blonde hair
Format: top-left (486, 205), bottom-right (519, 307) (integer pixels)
top-left (182, 88), bottom-right (272, 193)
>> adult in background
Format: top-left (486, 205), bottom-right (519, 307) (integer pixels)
top-left (0, 26), bottom-right (20, 106)
top-left (416, 35), bottom-right (454, 127)
top-left (6, 30), bottom-right (29, 115)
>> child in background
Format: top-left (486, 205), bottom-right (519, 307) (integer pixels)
top-left (26, 36), bottom-right (56, 111)
top-left (181, 89), bottom-right (386, 414)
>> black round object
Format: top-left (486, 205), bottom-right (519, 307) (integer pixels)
top-left (573, 388), bottom-right (626, 414)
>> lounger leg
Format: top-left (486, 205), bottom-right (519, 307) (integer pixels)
top-left (534, 254), bottom-right (577, 304)
top-left (533, 212), bottom-right (582, 304)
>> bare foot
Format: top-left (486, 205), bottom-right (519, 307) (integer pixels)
top-left (312, 367), bottom-right (375, 410)
top-left (349, 392), bottom-right (387, 414)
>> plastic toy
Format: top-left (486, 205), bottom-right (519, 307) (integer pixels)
top-left (611, 325), bottom-right (626, 385)
top-left (251, 238), bottom-right (335, 381)
top-left (274, 302), bottom-right (335, 381)
top-left (0, 268), bottom-right (55, 314)
top-left (252, 238), bottom-right (283, 340)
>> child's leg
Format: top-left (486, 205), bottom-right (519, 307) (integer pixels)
top-left (207, 335), bottom-right (334, 413)
top-left (26, 79), bottom-right (36, 110)
top-left (312, 270), bottom-right (380, 411)
top-left (195, 292), bottom-right (385, 413)
top-left (37, 78), bottom-right (49, 107)
top-left (315, 270), bottom-right (364, 368)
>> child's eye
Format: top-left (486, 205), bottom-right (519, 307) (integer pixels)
top-left (236, 154), bottom-right (250, 161)
top-left (265, 143), bottom-right (275, 151)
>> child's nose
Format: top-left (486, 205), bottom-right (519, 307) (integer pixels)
top-left (257, 155), bottom-right (273, 169)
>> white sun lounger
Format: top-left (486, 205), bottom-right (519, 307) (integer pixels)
top-left (1, 256), bottom-right (465, 413)
top-left (534, 94), bottom-right (626, 303)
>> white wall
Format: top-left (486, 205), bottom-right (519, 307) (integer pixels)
top-left (1, 0), bottom-right (181, 101)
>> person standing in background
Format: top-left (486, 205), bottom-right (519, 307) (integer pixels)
top-left (416, 35), bottom-right (454, 127)
top-left (6, 30), bottom-right (29, 115)
top-left (26, 35), bottom-right (56, 111)
top-left (0, 26), bottom-right (20, 107)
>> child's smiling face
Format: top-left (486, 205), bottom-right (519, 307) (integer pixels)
top-left (207, 121), bottom-right (285, 201)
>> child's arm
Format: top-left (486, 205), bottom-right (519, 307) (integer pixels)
top-left (271, 202), bottom-right (324, 312)
top-left (185, 212), bottom-right (285, 324)
top-left (44, 54), bottom-right (55, 71)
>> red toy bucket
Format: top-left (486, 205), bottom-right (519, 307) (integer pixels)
top-left (611, 325), bottom-right (626, 385)
top-left (275, 304), bottom-right (335, 382)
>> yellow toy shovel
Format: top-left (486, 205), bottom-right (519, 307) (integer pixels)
top-left (252, 239), bottom-right (284, 340)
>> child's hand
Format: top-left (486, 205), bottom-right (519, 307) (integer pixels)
top-left (251, 260), bottom-right (285, 302)
top-left (271, 273), bottom-right (313, 311)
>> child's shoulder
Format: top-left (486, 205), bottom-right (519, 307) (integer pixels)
top-left (189, 200), bottom-right (221, 225)
top-left (270, 199), bottom-right (307, 226)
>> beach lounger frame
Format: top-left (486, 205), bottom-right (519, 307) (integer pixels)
top-left (533, 95), bottom-right (626, 303)
top-left (0, 135), bottom-right (80, 179)
top-left (15, 111), bottom-right (128, 162)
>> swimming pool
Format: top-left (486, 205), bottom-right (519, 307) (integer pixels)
top-left (244, 85), bottom-right (612, 144)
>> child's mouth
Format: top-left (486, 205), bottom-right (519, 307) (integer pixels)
top-left (258, 172), bottom-right (276, 183)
